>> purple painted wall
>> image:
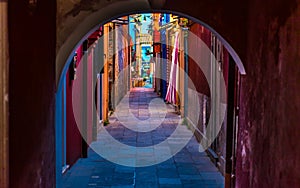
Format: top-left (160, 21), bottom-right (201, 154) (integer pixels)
top-left (236, 0), bottom-right (300, 187)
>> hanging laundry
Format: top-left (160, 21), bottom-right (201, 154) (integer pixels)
top-left (165, 31), bottom-right (180, 105)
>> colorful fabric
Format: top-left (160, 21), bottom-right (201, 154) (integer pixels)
top-left (165, 31), bottom-right (179, 105)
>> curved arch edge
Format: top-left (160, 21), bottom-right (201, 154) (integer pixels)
top-left (56, 2), bottom-right (246, 90)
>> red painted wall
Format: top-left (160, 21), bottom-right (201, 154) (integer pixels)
top-left (8, 0), bottom-right (56, 187)
top-left (188, 23), bottom-right (211, 97)
top-left (66, 46), bottom-right (83, 166)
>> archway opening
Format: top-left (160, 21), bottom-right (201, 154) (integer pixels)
top-left (56, 11), bottom-right (245, 188)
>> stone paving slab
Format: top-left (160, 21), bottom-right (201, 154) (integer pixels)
top-left (62, 89), bottom-right (224, 188)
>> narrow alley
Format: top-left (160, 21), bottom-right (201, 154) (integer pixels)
top-left (62, 88), bottom-right (224, 188)
top-left (4, 1), bottom-right (300, 188)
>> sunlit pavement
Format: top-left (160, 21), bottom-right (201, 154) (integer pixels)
top-left (62, 88), bottom-right (224, 188)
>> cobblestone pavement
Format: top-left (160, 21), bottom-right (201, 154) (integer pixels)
top-left (62, 88), bottom-right (224, 188)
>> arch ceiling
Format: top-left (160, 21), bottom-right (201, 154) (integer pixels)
top-left (56, 0), bottom-right (247, 87)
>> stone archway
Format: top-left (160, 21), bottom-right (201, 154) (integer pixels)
top-left (55, 1), bottom-right (247, 187)
top-left (5, 0), bottom-right (300, 187)
top-left (56, 0), bottom-right (247, 88)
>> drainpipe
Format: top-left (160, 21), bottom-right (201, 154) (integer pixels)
top-left (113, 23), bottom-right (117, 109)
top-left (183, 28), bottom-right (188, 117)
top-left (225, 56), bottom-right (237, 188)
top-left (93, 36), bottom-right (102, 141)
top-left (81, 39), bottom-right (88, 158)
top-left (127, 16), bottom-right (131, 91)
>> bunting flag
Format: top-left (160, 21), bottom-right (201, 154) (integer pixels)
top-left (165, 31), bottom-right (180, 105)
